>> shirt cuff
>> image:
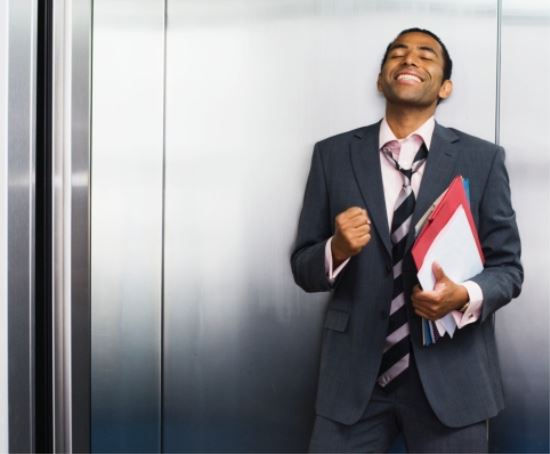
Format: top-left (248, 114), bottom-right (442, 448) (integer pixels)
top-left (452, 280), bottom-right (484, 329)
top-left (325, 237), bottom-right (351, 284)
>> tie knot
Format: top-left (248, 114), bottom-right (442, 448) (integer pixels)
top-left (381, 142), bottom-right (427, 186)
top-left (383, 140), bottom-right (401, 158)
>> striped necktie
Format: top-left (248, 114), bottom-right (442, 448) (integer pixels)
top-left (377, 141), bottom-right (428, 390)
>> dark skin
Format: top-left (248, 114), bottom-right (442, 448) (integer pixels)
top-left (331, 32), bottom-right (469, 320)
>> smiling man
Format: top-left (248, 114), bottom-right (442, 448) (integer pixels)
top-left (291, 28), bottom-right (523, 452)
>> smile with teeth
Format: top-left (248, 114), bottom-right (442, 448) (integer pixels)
top-left (396, 73), bottom-right (422, 83)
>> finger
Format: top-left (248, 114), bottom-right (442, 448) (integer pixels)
top-left (355, 233), bottom-right (371, 246)
top-left (411, 297), bottom-right (430, 311)
top-left (412, 299), bottom-right (442, 320)
top-left (350, 224), bottom-right (371, 237)
top-left (347, 214), bottom-right (371, 228)
top-left (432, 261), bottom-right (447, 282)
top-left (343, 232), bottom-right (369, 248)
top-left (413, 307), bottom-right (435, 320)
top-left (339, 216), bottom-right (371, 231)
top-left (344, 207), bottom-right (372, 225)
top-left (343, 206), bottom-right (367, 218)
top-left (411, 291), bottom-right (435, 304)
top-left (412, 288), bottom-right (443, 303)
top-left (335, 208), bottom-right (361, 227)
top-left (415, 301), bottom-right (439, 319)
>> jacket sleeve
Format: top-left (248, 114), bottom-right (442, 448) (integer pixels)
top-left (470, 146), bottom-right (523, 322)
top-left (290, 143), bottom-right (334, 293)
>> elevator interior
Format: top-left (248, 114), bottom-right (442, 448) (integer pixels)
top-left (1, 0), bottom-right (549, 452)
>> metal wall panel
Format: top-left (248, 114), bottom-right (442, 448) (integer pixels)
top-left (490, 1), bottom-right (550, 452)
top-left (91, 0), bottom-right (165, 451)
top-left (0, 0), bottom-right (9, 450)
top-left (70, 0), bottom-right (93, 451)
top-left (51, 0), bottom-right (93, 451)
top-left (6, 0), bottom-right (37, 452)
top-left (162, 1), bottom-right (497, 451)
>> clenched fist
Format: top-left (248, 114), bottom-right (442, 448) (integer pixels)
top-left (331, 207), bottom-right (372, 267)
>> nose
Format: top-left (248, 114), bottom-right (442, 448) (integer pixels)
top-left (403, 50), bottom-right (418, 66)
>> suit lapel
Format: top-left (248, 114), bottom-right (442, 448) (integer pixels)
top-left (405, 123), bottom-right (460, 252)
top-left (349, 122), bottom-right (392, 257)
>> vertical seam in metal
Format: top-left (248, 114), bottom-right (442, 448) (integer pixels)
top-left (86, 0), bottom-right (94, 450)
top-left (29, 1), bottom-right (38, 450)
top-left (488, 0), bottom-right (503, 445)
top-left (160, 0), bottom-right (168, 452)
top-left (64, 0), bottom-right (73, 449)
top-left (52, 0), bottom-right (65, 449)
top-left (495, 0), bottom-right (502, 145)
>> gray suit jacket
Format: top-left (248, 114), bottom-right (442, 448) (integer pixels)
top-left (291, 121), bottom-right (523, 428)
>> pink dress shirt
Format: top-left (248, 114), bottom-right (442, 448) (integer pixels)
top-left (324, 117), bottom-right (483, 329)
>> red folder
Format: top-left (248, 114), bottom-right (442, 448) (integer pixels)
top-left (412, 176), bottom-right (484, 274)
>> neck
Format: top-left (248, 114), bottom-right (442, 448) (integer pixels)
top-left (385, 104), bottom-right (436, 139)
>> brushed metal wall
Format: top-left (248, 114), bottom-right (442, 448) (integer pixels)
top-left (162, 1), bottom-right (496, 452)
top-left (90, 0), bottom-right (548, 452)
top-left (489, 1), bottom-right (550, 452)
top-left (4, 0), bottom-right (38, 452)
top-left (0, 0), bottom-right (9, 449)
top-left (91, 0), bottom-right (165, 451)
top-left (51, 0), bottom-right (93, 450)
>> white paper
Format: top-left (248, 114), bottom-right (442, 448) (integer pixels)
top-left (439, 314), bottom-right (457, 338)
top-left (435, 318), bottom-right (447, 337)
top-left (417, 205), bottom-right (483, 335)
top-left (417, 205), bottom-right (483, 289)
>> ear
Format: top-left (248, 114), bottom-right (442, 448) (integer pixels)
top-left (377, 73), bottom-right (383, 92)
top-left (438, 79), bottom-right (453, 100)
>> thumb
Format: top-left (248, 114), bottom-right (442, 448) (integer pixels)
top-left (432, 261), bottom-right (447, 283)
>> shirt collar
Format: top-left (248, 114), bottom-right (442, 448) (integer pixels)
top-left (378, 116), bottom-right (436, 150)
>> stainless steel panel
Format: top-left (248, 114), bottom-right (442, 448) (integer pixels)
top-left (163, 1), bottom-right (497, 451)
top-left (51, 0), bottom-right (93, 451)
top-left (6, 0), bottom-right (37, 452)
top-left (91, 0), bottom-right (165, 451)
top-left (490, 1), bottom-right (550, 452)
top-left (70, 0), bottom-right (93, 451)
top-left (0, 0), bottom-right (9, 450)
top-left (52, 3), bottom-right (72, 451)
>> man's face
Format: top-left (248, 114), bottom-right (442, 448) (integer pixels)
top-left (377, 32), bottom-right (452, 108)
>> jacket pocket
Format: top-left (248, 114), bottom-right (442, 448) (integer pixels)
top-left (324, 309), bottom-right (350, 332)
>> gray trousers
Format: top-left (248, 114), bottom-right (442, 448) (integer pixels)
top-left (309, 361), bottom-right (488, 453)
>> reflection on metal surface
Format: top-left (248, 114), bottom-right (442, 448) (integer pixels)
top-left (0, 0), bottom-right (9, 450)
top-left (52, 1), bottom-right (72, 451)
top-left (70, 0), bottom-right (93, 451)
top-left (6, 0), bottom-right (38, 452)
top-left (162, 1), bottom-right (496, 451)
top-left (165, 0), bottom-right (498, 26)
top-left (88, 0), bottom-right (550, 451)
top-left (489, 1), bottom-right (550, 452)
top-left (91, 0), bottom-right (164, 451)
top-left (502, 0), bottom-right (550, 23)
top-left (52, 0), bottom-right (93, 451)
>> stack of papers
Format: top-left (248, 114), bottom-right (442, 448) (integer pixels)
top-left (412, 176), bottom-right (484, 346)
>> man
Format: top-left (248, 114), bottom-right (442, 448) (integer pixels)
top-left (291, 28), bottom-right (523, 453)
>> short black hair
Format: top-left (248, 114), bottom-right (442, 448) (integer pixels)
top-left (380, 28), bottom-right (453, 81)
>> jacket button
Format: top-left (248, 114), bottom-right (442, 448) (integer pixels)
top-left (385, 263), bottom-right (392, 274)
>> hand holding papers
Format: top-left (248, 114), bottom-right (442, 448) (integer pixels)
top-left (412, 176), bottom-right (485, 346)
